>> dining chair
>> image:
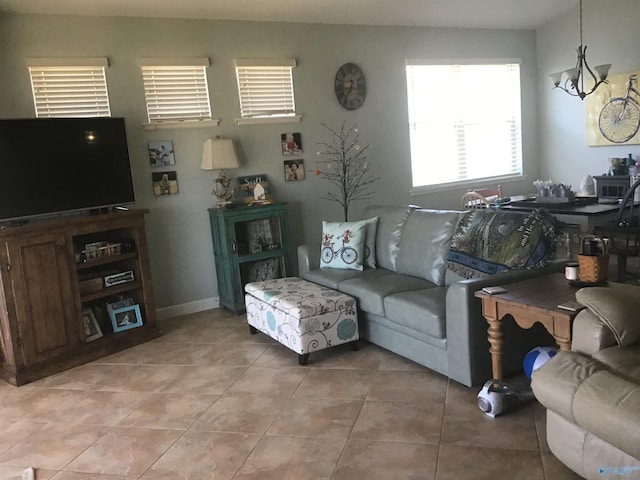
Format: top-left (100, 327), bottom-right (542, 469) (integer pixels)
top-left (460, 186), bottom-right (503, 210)
top-left (594, 177), bottom-right (640, 282)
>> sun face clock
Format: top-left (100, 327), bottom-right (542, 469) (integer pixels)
top-left (335, 63), bottom-right (366, 110)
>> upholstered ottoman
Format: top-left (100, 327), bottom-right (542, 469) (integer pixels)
top-left (244, 277), bottom-right (359, 365)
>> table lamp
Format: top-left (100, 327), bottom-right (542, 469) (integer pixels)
top-left (201, 137), bottom-right (240, 208)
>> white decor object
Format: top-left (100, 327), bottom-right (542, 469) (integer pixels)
top-left (201, 137), bottom-right (240, 207)
top-left (580, 174), bottom-right (596, 196)
top-left (549, 0), bottom-right (611, 100)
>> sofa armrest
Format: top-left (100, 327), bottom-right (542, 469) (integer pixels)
top-left (532, 350), bottom-right (640, 461)
top-left (575, 283), bottom-right (640, 348)
top-left (571, 309), bottom-right (618, 356)
top-left (297, 243), bottom-right (320, 278)
top-left (445, 263), bottom-right (564, 387)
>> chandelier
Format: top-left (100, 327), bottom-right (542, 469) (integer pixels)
top-left (549, 0), bottom-right (611, 100)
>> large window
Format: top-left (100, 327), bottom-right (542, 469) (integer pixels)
top-left (140, 58), bottom-right (213, 126)
top-left (28, 57), bottom-right (111, 118)
top-left (234, 58), bottom-right (300, 124)
top-left (406, 61), bottom-right (523, 189)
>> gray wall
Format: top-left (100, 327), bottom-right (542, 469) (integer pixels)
top-left (0, 13), bottom-right (539, 316)
top-left (537, 0), bottom-right (640, 187)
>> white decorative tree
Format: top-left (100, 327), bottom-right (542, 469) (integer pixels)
top-left (314, 122), bottom-right (379, 221)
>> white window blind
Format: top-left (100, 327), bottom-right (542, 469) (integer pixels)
top-left (406, 62), bottom-right (523, 189)
top-left (28, 58), bottom-right (111, 118)
top-left (235, 59), bottom-right (296, 119)
top-left (140, 58), bottom-right (212, 124)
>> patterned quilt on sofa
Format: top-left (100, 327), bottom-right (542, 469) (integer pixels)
top-left (447, 208), bottom-right (560, 279)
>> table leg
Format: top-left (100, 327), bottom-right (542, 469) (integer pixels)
top-left (486, 318), bottom-right (504, 379)
top-left (555, 338), bottom-right (571, 351)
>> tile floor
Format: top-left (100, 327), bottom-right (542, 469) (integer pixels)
top-left (0, 308), bottom-right (584, 480)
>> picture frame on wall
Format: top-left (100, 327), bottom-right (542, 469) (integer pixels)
top-left (148, 140), bottom-right (176, 166)
top-left (82, 308), bottom-right (103, 342)
top-left (281, 132), bottom-right (302, 155)
top-left (284, 159), bottom-right (304, 181)
top-left (152, 171), bottom-right (179, 196)
top-left (110, 304), bottom-right (143, 333)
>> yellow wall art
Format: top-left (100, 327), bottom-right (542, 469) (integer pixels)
top-left (585, 70), bottom-right (640, 146)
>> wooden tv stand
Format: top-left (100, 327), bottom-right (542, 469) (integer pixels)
top-left (0, 209), bottom-right (160, 386)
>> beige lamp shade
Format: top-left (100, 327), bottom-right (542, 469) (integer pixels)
top-left (201, 138), bottom-right (240, 170)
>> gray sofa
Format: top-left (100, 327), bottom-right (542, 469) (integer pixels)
top-left (298, 205), bottom-right (560, 387)
top-left (531, 284), bottom-right (640, 479)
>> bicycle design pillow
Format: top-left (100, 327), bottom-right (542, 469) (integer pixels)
top-left (320, 220), bottom-right (367, 270)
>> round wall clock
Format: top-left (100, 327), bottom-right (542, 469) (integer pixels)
top-left (334, 62), bottom-right (366, 110)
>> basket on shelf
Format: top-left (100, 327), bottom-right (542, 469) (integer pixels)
top-left (578, 235), bottom-right (609, 283)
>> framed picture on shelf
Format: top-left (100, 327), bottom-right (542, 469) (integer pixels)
top-left (238, 174), bottom-right (274, 205)
top-left (106, 297), bottom-right (134, 316)
top-left (82, 308), bottom-right (103, 342)
top-left (110, 304), bottom-right (143, 332)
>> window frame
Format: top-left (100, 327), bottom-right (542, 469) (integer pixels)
top-left (139, 57), bottom-right (219, 130)
top-left (27, 57), bottom-right (111, 118)
top-left (234, 58), bottom-right (301, 125)
top-left (405, 58), bottom-right (524, 194)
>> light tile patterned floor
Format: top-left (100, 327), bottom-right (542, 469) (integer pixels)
top-left (0, 308), bottom-right (583, 479)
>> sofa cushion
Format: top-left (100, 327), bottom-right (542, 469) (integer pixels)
top-left (384, 288), bottom-right (447, 338)
top-left (575, 283), bottom-right (640, 347)
top-left (530, 351), bottom-right (602, 423)
top-left (362, 217), bottom-right (379, 269)
top-left (303, 267), bottom-right (365, 290)
top-left (592, 344), bottom-right (640, 382)
top-left (339, 273), bottom-right (433, 316)
top-left (447, 209), bottom-right (559, 279)
top-left (396, 209), bottom-right (461, 285)
top-left (320, 220), bottom-right (367, 270)
top-left (363, 205), bottom-right (415, 272)
top-left (573, 369), bottom-right (640, 461)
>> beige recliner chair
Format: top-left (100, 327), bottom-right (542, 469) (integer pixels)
top-left (531, 283), bottom-right (640, 479)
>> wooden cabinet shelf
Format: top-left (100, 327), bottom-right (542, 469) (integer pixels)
top-left (80, 281), bottom-right (143, 303)
top-left (76, 252), bottom-right (138, 270)
top-left (0, 209), bottom-right (159, 386)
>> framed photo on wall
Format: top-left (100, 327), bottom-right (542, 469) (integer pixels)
top-left (152, 171), bottom-right (179, 196)
top-left (281, 132), bottom-right (302, 155)
top-left (148, 141), bottom-right (176, 166)
top-left (284, 159), bottom-right (304, 181)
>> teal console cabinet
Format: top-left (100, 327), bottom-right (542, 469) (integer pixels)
top-left (208, 203), bottom-right (291, 313)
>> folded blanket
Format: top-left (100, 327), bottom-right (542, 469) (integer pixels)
top-left (447, 209), bottom-right (560, 279)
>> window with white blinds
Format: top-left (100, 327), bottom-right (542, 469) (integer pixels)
top-left (140, 58), bottom-right (212, 124)
top-left (405, 61), bottom-right (523, 189)
top-left (27, 58), bottom-right (111, 118)
top-left (235, 59), bottom-right (297, 120)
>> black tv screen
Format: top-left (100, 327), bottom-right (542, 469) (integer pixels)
top-left (0, 117), bottom-right (136, 222)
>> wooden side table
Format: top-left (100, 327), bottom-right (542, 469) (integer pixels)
top-left (474, 273), bottom-right (585, 379)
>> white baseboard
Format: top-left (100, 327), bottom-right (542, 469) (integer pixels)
top-left (155, 297), bottom-right (220, 321)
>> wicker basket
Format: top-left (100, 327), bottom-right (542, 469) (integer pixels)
top-left (578, 254), bottom-right (609, 283)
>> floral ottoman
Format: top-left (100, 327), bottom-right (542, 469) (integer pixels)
top-left (244, 277), bottom-right (359, 365)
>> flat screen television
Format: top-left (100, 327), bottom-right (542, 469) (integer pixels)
top-left (0, 117), bottom-right (136, 223)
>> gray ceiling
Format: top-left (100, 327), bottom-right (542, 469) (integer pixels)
top-left (0, 0), bottom-right (578, 30)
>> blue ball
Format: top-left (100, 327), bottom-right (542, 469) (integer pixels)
top-left (523, 346), bottom-right (558, 379)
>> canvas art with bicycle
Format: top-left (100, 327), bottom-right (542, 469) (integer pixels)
top-left (586, 70), bottom-right (640, 146)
